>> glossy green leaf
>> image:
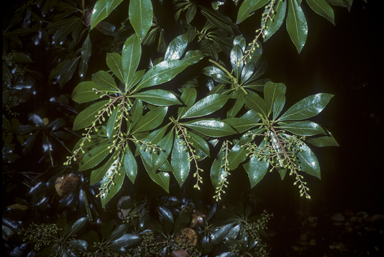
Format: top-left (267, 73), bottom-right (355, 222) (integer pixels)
top-left (142, 125), bottom-right (169, 145)
top-left (135, 125), bottom-right (170, 170)
top-left (50, 17), bottom-right (81, 45)
top-left (123, 145), bottom-right (138, 183)
top-left (286, 0), bottom-right (308, 53)
top-left (181, 94), bottom-right (229, 119)
top-left (262, 0), bottom-right (287, 41)
top-left (241, 109), bottom-right (261, 123)
top-left (188, 132), bottom-right (210, 157)
top-left (277, 168), bottom-right (287, 181)
top-left (50, 59), bottom-right (69, 79)
top-left (195, 148), bottom-right (208, 162)
top-left (264, 81), bottom-right (286, 117)
top-left (136, 139), bottom-right (161, 170)
top-left (278, 120), bottom-right (326, 136)
top-left (142, 158), bottom-right (170, 193)
top-left (243, 80), bottom-right (267, 92)
top-left (242, 58), bottom-right (267, 84)
top-left (325, 0), bottom-right (348, 9)
top-left (59, 57), bottom-right (80, 88)
top-left (210, 143), bottom-right (227, 190)
top-left (28, 113), bottom-right (44, 127)
top-left (230, 35), bottom-right (246, 79)
top-left (306, 130), bottom-right (339, 147)
top-left (159, 160), bottom-right (174, 172)
top-left (151, 130), bottom-right (174, 172)
top-left (236, 0), bottom-right (269, 24)
top-left (233, 35), bottom-right (246, 52)
top-left (129, 0), bottom-right (153, 41)
top-left (132, 107), bottom-right (167, 134)
top-left (174, 212), bottom-right (191, 234)
top-left (247, 40), bottom-right (264, 64)
top-left (343, 0), bottom-right (353, 12)
top-left (110, 233), bottom-right (141, 248)
top-left (243, 141), bottom-right (269, 188)
top-left (209, 84), bottom-right (226, 95)
top-left (181, 50), bottom-right (205, 65)
top-left (223, 117), bottom-right (258, 133)
top-left (164, 34), bottom-right (188, 61)
top-left (244, 91), bottom-right (268, 118)
top-left (73, 100), bottom-right (109, 131)
top-left (91, 0), bottom-right (107, 30)
top-left (135, 56), bottom-right (203, 91)
top-left (106, 107), bottom-right (119, 140)
top-left (71, 240), bottom-right (88, 252)
top-left (42, 134), bottom-right (52, 160)
top-left (67, 217), bottom-right (87, 239)
top-left (209, 223), bottom-right (234, 245)
top-left (98, 125), bottom-right (109, 138)
top-left (47, 118), bottom-right (66, 131)
top-left (96, 22), bottom-right (117, 35)
top-left (226, 224), bottom-right (241, 239)
top-left (183, 119), bottom-right (237, 137)
top-left (278, 93), bottom-right (334, 121)
top-left (13, 52), bottom-right (33, 63)
top-left (129, 70), bottom-right (145, 90)
top-left (171, 135), bottom-right (190, 187)
top-left (268, 131), bottom-right (286, 173)
top-left (106, 53), bottom-right (124, 83)
top-left (109, 224), bottom-right (128, 242)
top-left (278, 132), bottom-right (320, 179)
top-left (131, 89), bottom-right (182, 106)
top-left (228, 144), bottom-right (247, 170)
top-left (100, 160), bottom-right (125, 208)
top-left (73, 136), bottom-right (110, 154)
top-left (128, 99), bottom-right (143, 132)
top-left (122, 34), bottom-right (141, 89)
top-left (231, 45), bottom-right (243, 78)
top-left (22, 132), bottom-right (38, 154)
top-left (92, 70), bottom-right (120, 92)
top-left (227, 91), bottom-right (245, 118)
top-left (186, 2), bottom-right (197, 23)
top-left (158, 206), bottom-right (174, 223)
top-left (81, 34), bottom-right (92, 64)
top-left (78, 143), bottom-right (111, 172)
top-left (296, 141), bottom-right (321, 179)
top-left (52, 130), bottom-right (70, 140)
top-left (72, 19), bottom-right (83, 45)
top-left (273, 94), bottom-right (286, 120)
top-left (178, 88), bottom-right (197, 119)
top-left (239, 127), bottom-right (266, 145)
top-left (201, 6), bottom-right (236, 35)
top-left (78, 60), bottom-right (88, 79)
top-left (306, 0), bottom-right (335, 25)
top-left (202, 66), bottom-right (232, 84)
top-left (72, 81), bottom-right (110, 103)
top-left (243, 156), bottom-right (269, 188)
top-left (14, 125), bottom-right (39, 134)
top-left (106, 0), bottom-right (124, 15)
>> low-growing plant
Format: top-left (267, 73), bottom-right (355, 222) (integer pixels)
top-left (13, 194), bottom-right (271, 256)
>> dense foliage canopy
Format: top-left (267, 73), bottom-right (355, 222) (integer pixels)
top-left (2, 0), bottom-right (362, 256)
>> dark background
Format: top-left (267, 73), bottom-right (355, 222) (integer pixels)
top-left (251, 1), bottom-right (384, 255)
top-left (255, 0), bottom-right (384, 215)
